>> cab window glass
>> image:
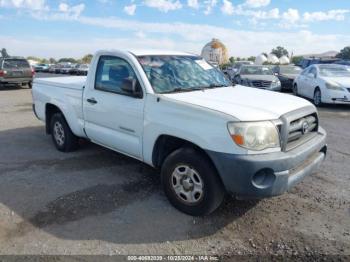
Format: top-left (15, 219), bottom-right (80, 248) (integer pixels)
top-left (95, 56), bottom-right (140, 96)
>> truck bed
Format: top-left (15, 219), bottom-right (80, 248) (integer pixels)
top-left (34, 76), bottom-right (86, 90)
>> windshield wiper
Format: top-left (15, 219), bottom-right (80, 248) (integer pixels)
top-left (161, 87), bottom-right (204, 94)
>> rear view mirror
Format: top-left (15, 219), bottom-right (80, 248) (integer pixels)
top-left (121, 78), bottom-right (143, 98)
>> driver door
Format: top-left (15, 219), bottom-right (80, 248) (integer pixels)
top-left (83, 55), bottom-right (144, 159)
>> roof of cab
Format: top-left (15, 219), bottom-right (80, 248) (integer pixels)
top-left (95, 49), bottom-right (197, 57)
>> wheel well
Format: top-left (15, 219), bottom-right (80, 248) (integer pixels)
top-left (45, 104), bottom-right (62, 134)
top-left (152, 135), bottom-right (211, 170)
top-left (314, 86), bottom-right (320, 93)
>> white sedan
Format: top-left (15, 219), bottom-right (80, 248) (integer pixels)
top-left (293, 64), bottom-right (350, 106)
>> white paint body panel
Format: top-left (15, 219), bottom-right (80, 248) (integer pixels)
top-left (294, 65), bottom-right (350, 104)
top-left (32, 50), bottom-right (317, 167)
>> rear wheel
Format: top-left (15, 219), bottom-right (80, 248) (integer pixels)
top-left (28, 81), bottom-right (32, 89)
top-left (161, 147), bottom-right (225, 216)
top-left (313, 88), bottom-right (322, 106)
top-left (50, 113), bottom-right (79, 152)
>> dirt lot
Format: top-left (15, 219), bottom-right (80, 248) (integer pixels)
top-left (0, 78), bottom-right (349, 258)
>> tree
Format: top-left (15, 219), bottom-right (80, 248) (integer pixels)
top-left (336, 46), bottom-right (350, 60)
top-left (1, 48), bottom-right (9, 58)
top-left (58, 58), bottom-right (77, 63)
top-left (49, 58), bottom-right (57, 64)
top-left (81, 54), bottom-right (93, 64)
top-left (229, 57), bottom-right (235, 64)
top-left (291, 56), bottom-right (303, 65)
top-left (27, 56), bottom-right (42, 62)
top-left (271, 46), bottom-right (289, 58)
top-left (247, 56), bottom-right (255, 62)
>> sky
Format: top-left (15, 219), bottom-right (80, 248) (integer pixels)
top-left (0, 0), bottom-right (349, 59)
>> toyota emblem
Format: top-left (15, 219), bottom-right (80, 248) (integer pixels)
top-left (302, 121), bottom-right (309, 134)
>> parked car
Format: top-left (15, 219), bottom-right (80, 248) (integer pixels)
top-left (60, 64), bottom-right (75, 74)
top-left (32, 50), bottom-right (327, 216)
top-left (48, 65), bottom-right (57, 73)
top-left (298, 58), bottom-right (340, 69)
top-left (54, 64), bottom-right (64, 74)
top-left (293, 64), bottom-right (350, 106)
top-left (34, 63), bottom-right (49, 72)
top-left (234, 65), bottom-right (281, 91)
top-left (273, 65), bottom-right (302, 91)
top-left (0, 57), bottom-right (34, 88)
top-left (334, 60), bottom-right (350, 66)
top-left (76, 64), bottom-right (89, 75)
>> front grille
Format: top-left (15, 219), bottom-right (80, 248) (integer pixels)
top-left (288, 114), bottom-right (317, 143)
top-left (251, 80), bottom-right (271, 88)
top-left (279, 107), bottom-right (319, 151)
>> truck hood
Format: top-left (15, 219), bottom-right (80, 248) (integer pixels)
top-left (163, 85), bottom-right (313, 121)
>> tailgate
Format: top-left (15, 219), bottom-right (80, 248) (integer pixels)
top-left (5, 68), bottom-right (32, 79)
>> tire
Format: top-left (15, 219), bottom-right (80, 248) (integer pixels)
top-left (161, 147), bottom-right (225, 216)
top-left (28, 81), bottom-right (32, 89)
top-left (50, 113), bottom-right (79, 152)
top-left (313, 88), bottom-right (322, 106)
top-left (292, 84), bottom-right (298, 96)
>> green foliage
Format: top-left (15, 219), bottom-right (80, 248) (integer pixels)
top-left (271, 46), bottom-right (289, 58)
top-left (336, 46), bottom-right (350, 60)
top-left (58, 58), bottom-right (77, 63)
top-left (291, 56), bottom-right (303, 65)
top-left (27, 56), bottom-right (42, 62)
top-left (81, 54), bottom-right (93, 64)
top-left (247, 56), bottom-right (255, 62)
top-left (49, 58), bottom-right (57, 64)
top-left (229, 57), bottom-right (235, 64)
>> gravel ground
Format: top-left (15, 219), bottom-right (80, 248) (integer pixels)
top-left (0, 75), bottom-right (349, 259)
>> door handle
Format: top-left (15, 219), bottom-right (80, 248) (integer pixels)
top-left (87, 98), bottom-right (97, 104)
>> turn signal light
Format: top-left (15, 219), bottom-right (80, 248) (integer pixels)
top-left (231, 134), bottom-right (244, 145)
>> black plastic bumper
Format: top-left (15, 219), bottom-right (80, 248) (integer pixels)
top-left (207, 128), bottom-right (327, 199)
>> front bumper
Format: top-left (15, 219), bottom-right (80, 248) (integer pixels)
top-left (207, 127), bottom-right (327, 199)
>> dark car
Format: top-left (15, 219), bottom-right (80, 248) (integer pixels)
top-left (273, 65), bottom-right (302, 91)
top-left (334, 60), bottom-right (350, 66)
top-left (234, 65), bottom-right (281, 91)
top-left (298, 58), bottom-right (340, 69)
top-left (0, 57), bottom-right (34, 88)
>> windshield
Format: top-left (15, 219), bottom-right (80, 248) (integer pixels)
top-left (3, 59), bottom-right (30, 69)
top-left (240, 66), bottom-right (273, 75)
top-left (280, 66), bottom-right (302, 74)
top-left (319, 65), bottom-right (350, 77)
top-left (137, 55), bottom-right (231, 93)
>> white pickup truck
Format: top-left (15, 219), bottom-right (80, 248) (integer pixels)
top-left (32, 50), bottom-right (327, 216)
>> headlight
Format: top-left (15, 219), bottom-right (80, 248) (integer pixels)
top-left (227, 121), bottom-right (280, 151)
top-left (325, 82), bottom-right (343, 91)
top-left (271, 79), bottom-right (281, 88)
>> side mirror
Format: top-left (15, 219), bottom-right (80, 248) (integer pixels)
top-left (121, 78), bottom-right (143, 98)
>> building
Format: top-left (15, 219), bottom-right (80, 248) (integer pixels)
top-left (201, 38), bottom-right (229, 65)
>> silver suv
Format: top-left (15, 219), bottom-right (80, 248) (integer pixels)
top-left (0, 57), bottom-right (34, 88)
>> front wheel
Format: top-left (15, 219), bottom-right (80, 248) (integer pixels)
top-left (50, 113), bottom-right (79, 152)
top-left (161, 147), bottom-right (225, 216)
top-left (313, 88), bottom-right (322, 106)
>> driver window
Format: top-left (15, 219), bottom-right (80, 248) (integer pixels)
top-left (309, 67), bottom-right (317, 78)
top-left (95, 56), bottom-right (141, 96)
